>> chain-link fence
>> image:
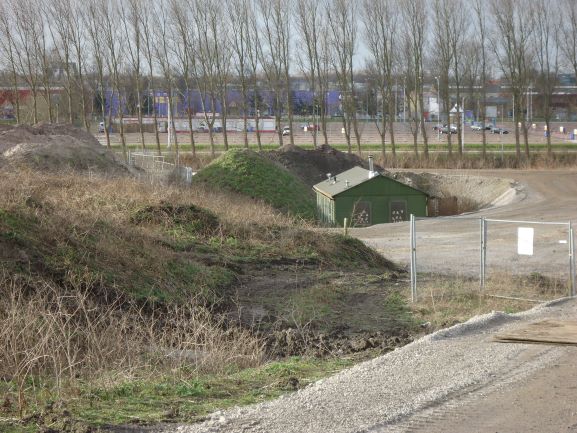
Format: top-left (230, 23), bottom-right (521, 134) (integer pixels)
top-left (410, 215), bottom-right (575, 303)
top-left (129, 151), bottom-right (194, 184)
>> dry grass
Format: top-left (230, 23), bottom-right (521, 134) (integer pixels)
top-left (411, 272), bottom-right (569, 330)
top-left (0, 274), bottom-right (264, 417)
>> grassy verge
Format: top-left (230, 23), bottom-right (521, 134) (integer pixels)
top-left (0, 355), bottom-right (362, 432)
top-left (410, 272), bottom-right (569, 330)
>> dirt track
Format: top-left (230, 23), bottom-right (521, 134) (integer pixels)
top-left (353, 169), bottom-right (577, 282)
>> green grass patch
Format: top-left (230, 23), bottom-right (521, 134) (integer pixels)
top-left (194, 149), bottom-right (316, 219)
top-left (0, 356), bottom-right (358, 430)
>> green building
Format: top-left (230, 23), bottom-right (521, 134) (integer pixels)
top-left (313, 165), bottom-right (428, 227)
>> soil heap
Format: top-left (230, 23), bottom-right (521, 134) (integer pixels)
top-left (265, 144), bottom-right (380, 187)
top-left (0, 123), bottom-right (129, 174)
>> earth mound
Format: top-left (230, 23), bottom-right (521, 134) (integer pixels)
top-left (195, 148), bottom-right (316, 219)
top-left (0, 123), bottom-right (129, 174)
top-left (265, 144), bottom-right (379, 187)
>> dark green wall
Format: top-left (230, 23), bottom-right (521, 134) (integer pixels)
top-left (316, 176), bottom-right (427, 227)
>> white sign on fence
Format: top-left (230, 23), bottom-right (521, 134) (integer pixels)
top-left (517, 227), bottom-right (534, 256)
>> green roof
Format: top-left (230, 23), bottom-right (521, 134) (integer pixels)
top-left (313, 166), bottom-right (427, 198)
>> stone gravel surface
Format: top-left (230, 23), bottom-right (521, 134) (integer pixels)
top-left (173, 298), bottom-right (576, 433)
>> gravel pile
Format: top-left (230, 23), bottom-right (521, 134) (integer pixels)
top-left (173, 298), bottom-right (576, 433)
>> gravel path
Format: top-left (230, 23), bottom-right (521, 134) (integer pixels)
top-left (173, 298), bottom-right (577, 433)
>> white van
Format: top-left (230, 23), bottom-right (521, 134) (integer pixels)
top-left (98, 122), bottom-right (105, 133)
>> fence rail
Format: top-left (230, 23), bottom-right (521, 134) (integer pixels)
top-left (409, 214), bottom-right (576, 302)
top-left (128, 151), bottom-right (195, 184)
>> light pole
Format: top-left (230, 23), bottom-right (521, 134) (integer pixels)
top-left (435, 76), bottom-right (440, 140)
top-left (402, 80), bottom-right (406, 123)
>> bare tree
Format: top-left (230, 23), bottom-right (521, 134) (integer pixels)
top-left (10, 0), bottom-right (43, 123)
top-left (362, 0), bottom-right (399, 159)
top-left (68, 0), bottom-right (90, 130)
top-left (35, 1), bottom-right (56, 123)
top-left (490, 0), bottom-right (534, 160)
top-left (562, 0), bottom-right (577, 84)
top-left (401, 0), bottom-right (429, 157)
top-left (327, 0), bottom-right (361, 154)
top-left (101, 0), bottom-right (128, 161)
top-left (245, 1), bottom-right (264, 151)
top-left (151, 2), bottom-right (179, 161)
top-left (432, 0), bottom-right (454, 156)
top-left (119, 0), bottom-right (146, 150)
top-left (296, 0), bottom-right (321, 148)
top-left (139, 3), bottom-right (162, 155)
top-left (191, 0), bottom-right (224, 156)
top-left (533, 0), bottom-right (560, 155)
top-left (258, 0), bottom-right (292, 147)
top-left (170, 0), bottom-right (198, 156)
top-left (448, 3), bottom-right (468, 155)
top-left (0, 2), bottom-right (21, 122)
top-left (85, 0), bottom-right (111, 147)
top-left (229, 0), bottom-right (252, 148)
top-left (473, 0), bottom-right (489, 159)
top-left (45, 0), bottom-right (75, 124)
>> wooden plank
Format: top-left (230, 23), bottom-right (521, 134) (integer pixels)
top-left (494, 320), bottom-right (577, 345)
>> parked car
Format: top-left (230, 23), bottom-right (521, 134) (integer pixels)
top-left (433, 123), bottom-right (444, 131)
top-left (301, 123), bottom-right (320, 131)
top-left (282, 126), bottom-right (291, 136)
top-left (98, 122), bottom-right (105, 133)
top-left (490, 126), bottom-right (509, 134)
top-left (440, 124), bottom-right (458, 134)
top-left (471, 122), bottom-right (494, 131)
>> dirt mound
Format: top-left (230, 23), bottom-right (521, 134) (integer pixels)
top-left (131, 203), bottom-right (220, 235)
top-left (0, 123), bottom-right (129, 174)
top-left (265, 144), bottom-right (378, 187)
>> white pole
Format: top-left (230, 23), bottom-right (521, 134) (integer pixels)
top-left (461, 96), bottom-right (465, 152)
top-left (436, 76), bottom-right (440, 141)
top-left (167, 92), bottom-right (172, 149)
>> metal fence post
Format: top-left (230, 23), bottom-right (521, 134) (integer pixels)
top-left (410, 214), bottom-right (417, 302)
top-left (570, 222), bottom-right (575, 297)
top-left (480, 217), bottom-right (486, 289)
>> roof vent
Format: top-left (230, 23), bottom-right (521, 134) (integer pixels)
top-left (368, 155), bottom-right (376, 178)
top-left (345, 180), bottom-right (350, 188)
top-left (326, 173), bottom-right (332, 182)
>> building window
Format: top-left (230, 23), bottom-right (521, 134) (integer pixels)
top-left (352, 201), bottom-right (371, 227)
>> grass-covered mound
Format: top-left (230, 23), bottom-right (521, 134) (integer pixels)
top-left (0, 170), bottom-right (392, 305)
top-left (0, 169), bottom-right (407, 432)
top-left (194, 149), bottom-right (316, 220)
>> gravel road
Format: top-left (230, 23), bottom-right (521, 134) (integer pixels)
top-left (174, 298), bottom-right (577, 433)
top-left (171, 169), bottom-right (577, 433)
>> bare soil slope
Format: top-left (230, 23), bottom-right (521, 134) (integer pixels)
top-left (0, 123), bottom-right (129, 174)
top-left (264, 144), bottom-right (376, 187)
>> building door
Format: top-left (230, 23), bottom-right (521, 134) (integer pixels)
top-left (390, 200), bottom-right (407, 223)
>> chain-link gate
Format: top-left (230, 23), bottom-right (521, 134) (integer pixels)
top-left (410, 215), bottom-right (576, 302)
